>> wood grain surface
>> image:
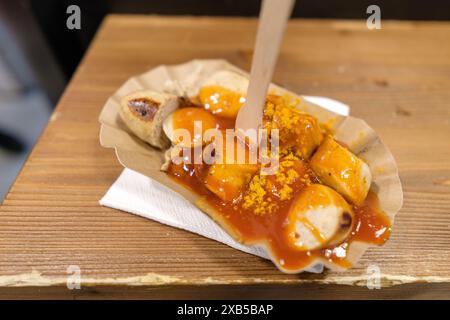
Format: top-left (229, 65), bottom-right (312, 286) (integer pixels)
top-left (1, 15), bottom-right (450, 299)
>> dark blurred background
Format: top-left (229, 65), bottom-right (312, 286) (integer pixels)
top-left (0, 0), bottom-right (449, 199)
top-left (4, 0), bottom-right (450, 104)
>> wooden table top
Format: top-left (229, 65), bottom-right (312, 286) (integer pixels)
top-left (1, 15), bottom-right (450, 299)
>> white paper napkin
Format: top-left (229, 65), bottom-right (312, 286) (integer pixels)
top-left (100, 96), bottom-right (349, 273)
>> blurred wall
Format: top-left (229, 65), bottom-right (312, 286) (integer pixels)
top-left (0, 1), bottom-right (65, 104)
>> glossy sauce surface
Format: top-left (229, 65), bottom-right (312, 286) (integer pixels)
top-left (167, 86), bottom-right (391, 271)
top-left (171, 107), bottom-right (220, 147)
top-left (198, 85), bottom-right (245, 118)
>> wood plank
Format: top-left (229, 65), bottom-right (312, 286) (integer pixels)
top-left (1, 15), bottom-right (450, 298)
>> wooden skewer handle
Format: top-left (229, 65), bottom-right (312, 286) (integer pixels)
top-left (236, 0), bottom-right (295, 134)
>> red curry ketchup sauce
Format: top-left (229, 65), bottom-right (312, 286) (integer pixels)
top-left (166, 87), bottom-right (391, 271)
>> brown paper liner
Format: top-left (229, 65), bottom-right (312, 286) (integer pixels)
top-left (99, 59), bottom-right (403, 273)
